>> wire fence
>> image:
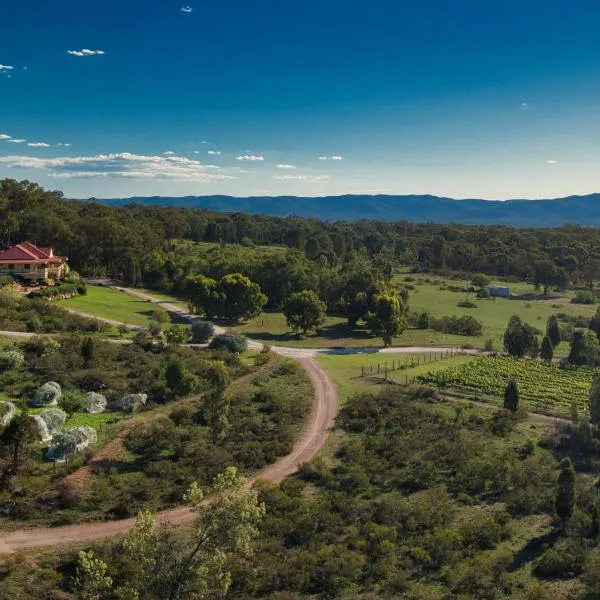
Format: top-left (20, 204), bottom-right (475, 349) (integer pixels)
top-left (360, 348), bottom-right (462, 384)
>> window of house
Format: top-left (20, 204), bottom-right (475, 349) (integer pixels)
top-left (8, 264), bottom-right (14, 271)
top-left (24, 264), bottom-right (31, 271)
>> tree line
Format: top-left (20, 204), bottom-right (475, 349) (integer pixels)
top-left (5, 178), bottom-right (600, 292)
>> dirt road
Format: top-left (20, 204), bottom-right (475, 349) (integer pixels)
top-left (0, 354), bottom-right (337, 555)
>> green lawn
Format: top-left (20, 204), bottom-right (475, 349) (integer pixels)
top-left (403, 278), bottom-right (596, 354)
top-left (56, 285), bottom-right (160, 327)
top-left (316, 352), bottom-right (473, 399)
top-left (135, 288), bottom-right (189, 312)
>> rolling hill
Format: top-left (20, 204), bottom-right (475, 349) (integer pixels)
top-left (94, 193), bottom-right (600, 227)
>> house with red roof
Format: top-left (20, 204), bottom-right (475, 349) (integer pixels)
top-left (0, 242), bottom-right (69, 282)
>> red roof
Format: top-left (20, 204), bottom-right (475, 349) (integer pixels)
top-left (0, 243), bottom-right (67, 264)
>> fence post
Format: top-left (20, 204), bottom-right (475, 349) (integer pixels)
top-left (361, 365), bottom-right (364, 378)
top-left (385, 363), bottom-right (388, 381)
top-left (377, 363), bottom-right (380, 374)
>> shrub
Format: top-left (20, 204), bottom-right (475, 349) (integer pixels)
top-left (27, 283), bottom-right (85, 300)
top-left (417, 311), bottom-right (430, 330)
top-left (457, 301), bottom-right (477, 308)
top-left (430, 315), bottom-right (483, 336)
top-left (208, 333), bottom-right (248, 353)
top-left (572, 290), bottom-right (597, 305)
top-left (191, 321), bottom-right (215, 343)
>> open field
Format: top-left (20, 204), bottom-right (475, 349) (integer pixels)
top-left (232, 310), bottom-right (480, 348)
top-left (395, 273), bottom-right (597, 354)
top-left (56, 285), bottom-right (161, 327)
top-left (419, 354), bottom-right (596, 416)
top-left (316, 351), bottom-right (473, 399)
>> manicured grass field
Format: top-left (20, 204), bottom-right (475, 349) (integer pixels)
top-left (419, 355), bottom-right (597, 417)
top-left (316, 352), bottom-right (473, 399)
top-left (56, 285), bottom-right (159, 327)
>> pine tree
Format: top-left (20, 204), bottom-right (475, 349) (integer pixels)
top-left (555, 457), bottom-right (576, 528)
top-left (503, 378), bottom-right (519, 412)
top-left (546, 315), bottom-right (561, 348)
top-left (81, 337), bottom-right (95, 367)
top-left (589, 374), bottom-right (600, 426)
top-left (540, 335), bottom-right (554, 363)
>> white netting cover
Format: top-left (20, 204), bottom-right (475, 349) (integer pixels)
top-left (47, 425), bottom-right (98, 460)
top-left (119, 393), bottom-right (147, 413)
top-left (0, 401), bottom-right (16, 427)
top-left (39, 408), bottom-right (67, 432)
top-left (30, 414), bottom-right (51, 442)
top-left (84, 392), bottom-right (107, 414)
top-left (33, 381), bottom-right (62, 407)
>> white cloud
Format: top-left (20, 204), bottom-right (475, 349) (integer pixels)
top-left (27, 142), bottom-right (50, 148)
top-left (207, 150), bottom-right (221, 155)
top-left (181, 6), bottom-right (193, 12)
top-left (276, 164), bottom-right (296, 169)
top-left (546, 160), bottom-right (557, 164)
top-left (236, 154), bottom-right (264, 161)
top-left (163, 150), bottom-right (176, 155)
top-left (67, 49), bottom-right (105, 57)
top-left (272, 174), bottom-right (330, 182)
top-left (0, 152), bottom-right (235, 182)
top-left (57, 142), bottom-right (72, 147)
top-left (0, 134), bottom-right (12, 140)
top-left (7, 139), bottom-right (26, 143)
top-left (0, 64), bottom-right (14, 71)
top-left (318, 155), bottom-right (344, 161)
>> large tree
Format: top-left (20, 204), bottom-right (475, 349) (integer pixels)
top-left (534, 260), bottom-right (569, 295)
top-left (503, 378), bottom-right (520, 412)
top-left (183, 275), bottom-right (221, 319)
top-left (589, 374), bottom-right (600, 427)
top-left (546, 315), bottom-right (561, 348)
top-left (283, 289), bottom-right (326, 335)
top-left (216, 273), bottom-right (267, 322)
top-left (366, 290), bottom-right (407, 347)
top-left (203, 361), bottom-right (232, 444)
top-left (540, 335), bottom-right (554, 363)
top-left (503, 316), bottom-right (538, 358)
top-left (555, 457), bottom-right (576, 529)
top-left (74, 468), bottom-right (265, 600)
top-left (568, 330), bottom-right (600, 367)
top-left (0, 413), bottom-right (38, 489)
top-left (590, 308), bottom-right (600, 342)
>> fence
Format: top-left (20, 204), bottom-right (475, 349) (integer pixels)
top-left (360, 348), bottom-right (461, 385)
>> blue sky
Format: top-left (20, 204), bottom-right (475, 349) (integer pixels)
top-left (1, 0), bottom-right (600, 199)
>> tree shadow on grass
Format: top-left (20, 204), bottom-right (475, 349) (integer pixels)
top-left (241, 321), bottom-right (378, 347)
top-left (507, 528), bottom-right (561, 572)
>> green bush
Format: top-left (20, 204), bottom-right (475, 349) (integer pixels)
top-left (209, 333), bottom-right (248, 353)
top-left (572, 290), bottom-right (597, 305)
top-left (430, 315), bottom-right (483, 336)
top-left (457, 300), bottom-right (478, 308)
top-left (191, 321), bottom-right (215, 343)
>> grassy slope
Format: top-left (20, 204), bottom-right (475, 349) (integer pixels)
top-left (56, 285), bottom-right (159, 327)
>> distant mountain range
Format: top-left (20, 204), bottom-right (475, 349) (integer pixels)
top-left (94, 193), bottom-right (600, 227)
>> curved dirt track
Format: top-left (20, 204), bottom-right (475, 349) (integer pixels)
top-left (0, 284), bottom-right (458, 555)
top-left (0, 355), bottom-right (337, 555)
